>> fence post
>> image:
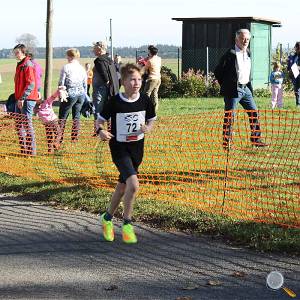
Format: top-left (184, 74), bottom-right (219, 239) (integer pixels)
top-left (279, 43), bottom-right (282, 63)
top-left (206, 46), bottom-right (209, 87)
top-left (177, 47), bottom-right (180, 79)
top-left (135, 49), bottom-right (138, 63)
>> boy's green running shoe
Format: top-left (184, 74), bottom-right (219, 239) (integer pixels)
top-left (122, 224), bottom-right (137, 244)
top-left (100, 213), bottom-right (114, 242)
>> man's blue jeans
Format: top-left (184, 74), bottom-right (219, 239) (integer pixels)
top-left (223, 86), bottom-right (261, 144)
top-left (15, 100), bottom-right (36, 155)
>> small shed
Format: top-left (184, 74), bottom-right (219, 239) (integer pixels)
top-left (172, 17), bottom-right (281, 88)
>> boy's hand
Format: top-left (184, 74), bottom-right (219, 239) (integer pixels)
top-left (98, 130), bottom-right (114, 141)
top-left (141, 124), bottom-right (150, 133)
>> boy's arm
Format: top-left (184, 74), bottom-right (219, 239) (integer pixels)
top-left (20, 65), bottom-right (35, 101)
top-left (141, 119), bottom-right (155, 134)
top-left (96, 118), bottom-right (114, 141)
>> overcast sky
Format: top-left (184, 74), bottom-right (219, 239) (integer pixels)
top-left (0, 0), bottom-right (297, 49)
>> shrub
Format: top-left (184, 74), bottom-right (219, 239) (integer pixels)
top-left (158, 68), bottom-right (221, 99)
top-left (253, 88), bottom-right (272, 98)
top-left (174, 69), bottom-right (207, 97)
top-left (158, 66), bottom-right (178, 98)
top-left (206, 72), bottom-right (220, 97)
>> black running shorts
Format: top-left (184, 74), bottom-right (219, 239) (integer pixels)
top-left (109, 139), bottom-right (144, 183)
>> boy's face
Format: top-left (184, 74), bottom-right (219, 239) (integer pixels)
top-left (122, 70), bottom-right (142, 95)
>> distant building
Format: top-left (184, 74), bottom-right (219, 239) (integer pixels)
top-left (172, 17), bottom-right (281, 88)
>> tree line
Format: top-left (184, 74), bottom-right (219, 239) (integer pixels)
top-left (0, 44), bottom-right (180, 59)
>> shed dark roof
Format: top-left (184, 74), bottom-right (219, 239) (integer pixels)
top-left (172, 16), bottom-right (281, 25)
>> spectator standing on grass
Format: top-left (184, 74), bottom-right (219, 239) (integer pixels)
top-left (270, 62), bottom-right (284, 109)
top-left (143, 45), bottom-right (161, 112)
top-left (96, 63), bottom-right (156, 244)
top-left (113, 54), bottom-right (122, 88)
top-left (13, 44), bottom-right (39, 156)
top-left (85, 62), bottom-right (93, 97)
top-left (287, 42), bottom-right (300, 107)
top-left (28, 52), bottom-right (43, 99)
top-left (214, 28), bottom-right (267, 149)
top-left (92, 41), bottom-right (119, 122)
top-left (137, 56), bottom-right (149, 93)
top-left (58, 48), bottom-right (87, 143)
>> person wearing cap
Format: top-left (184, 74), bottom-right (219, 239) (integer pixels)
top-left (92, 41), bottom-right (119, 124)
top-left (287, 42), bottom-right (300, 107)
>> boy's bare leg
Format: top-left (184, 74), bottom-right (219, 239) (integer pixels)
top-left (107, 182), bottom-right (126, 215)
top-left (123, 175), bottom-right (139, 220)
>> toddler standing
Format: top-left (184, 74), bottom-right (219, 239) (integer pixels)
top-left (270, 62), bottom-right (284, 109)
top-left (35, 87), bottom-right (68, 153)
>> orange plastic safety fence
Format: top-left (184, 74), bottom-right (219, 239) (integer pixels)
top-left (0, 110), bottom-right (299, 228)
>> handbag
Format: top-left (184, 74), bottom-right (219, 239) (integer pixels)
top-left (81, 94), bottom-right (95, 118)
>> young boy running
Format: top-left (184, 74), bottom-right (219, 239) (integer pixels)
top-left (96, 63), bottom-right (156, 243)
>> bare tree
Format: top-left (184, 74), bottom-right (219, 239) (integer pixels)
top-left (16, 33), bottom-right (38, 53)
top-left (44, 0), bottom-right (53, 99)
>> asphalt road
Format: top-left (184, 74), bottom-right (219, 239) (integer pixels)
top-left (0, 194), bottom-right (299, 300)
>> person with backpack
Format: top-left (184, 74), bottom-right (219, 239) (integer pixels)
top-left (92, 41), bottom-right (119, 124)
top-left (13, 44), bottom-right (39, 156)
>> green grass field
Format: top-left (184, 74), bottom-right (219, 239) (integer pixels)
top-left (0, 58), bottom-right (299, 253)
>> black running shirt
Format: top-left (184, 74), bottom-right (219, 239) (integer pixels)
top-left (99, 93), bottom-right (156, 143)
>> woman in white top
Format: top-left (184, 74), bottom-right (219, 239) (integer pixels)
top-left (58, 48), bottom-right (87, 143)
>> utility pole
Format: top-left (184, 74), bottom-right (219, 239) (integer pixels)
top-left (44, 0), bottom-right (53, 99)
top-left (109, 18), bottom-right (113, 58)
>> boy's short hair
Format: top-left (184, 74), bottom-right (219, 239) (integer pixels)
top-left (120, 63), bottom-right (141, 81)
top-left (148, 45), bottom-right (158, 56)
top-left (66, 48), bottom-right (80, 59)
top-left (295, 42), bottom-right (300, 50)
top-left (13, 44), bottom-right (27, 54)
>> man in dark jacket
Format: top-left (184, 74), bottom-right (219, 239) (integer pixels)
top-left (92, 41), bottom-right (119, 122)
top-left (214, 29), bottom-right (267, 149)
top-left (287, 42), bottom-right (300, 107)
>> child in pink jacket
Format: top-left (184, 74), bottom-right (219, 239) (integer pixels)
top-left (35, 87), bottom-right (68, 153)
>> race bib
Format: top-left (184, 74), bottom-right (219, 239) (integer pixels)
top-left (116, 111), bottom-right (145, 142)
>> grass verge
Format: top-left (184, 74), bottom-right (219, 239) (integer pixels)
top-left (0, 172), bottom-right (299, 255)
